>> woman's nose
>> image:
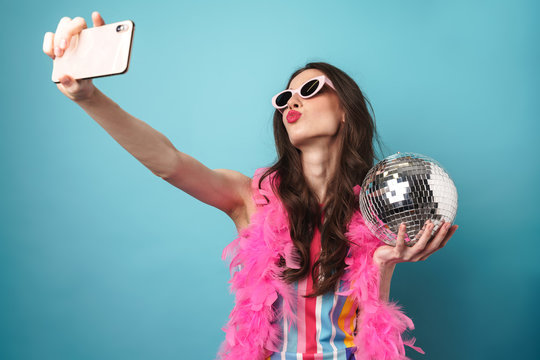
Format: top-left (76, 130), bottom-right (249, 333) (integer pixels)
top-left (287, 93), bottom-right (302, 109)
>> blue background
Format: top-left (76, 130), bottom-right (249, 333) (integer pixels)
top-left (1, 0), bottom-right (538, 359)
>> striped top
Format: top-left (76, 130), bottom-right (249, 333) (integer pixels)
top-left (265, 221), bottom-right (359, 360)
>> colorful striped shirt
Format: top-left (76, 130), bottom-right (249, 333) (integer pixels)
top-left (265, 223), bottom-right (359, 360)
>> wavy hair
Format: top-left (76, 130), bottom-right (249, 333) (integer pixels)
top-left (259, 62), bottom-right (386, 297)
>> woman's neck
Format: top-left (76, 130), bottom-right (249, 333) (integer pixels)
top-left (300, 140), bottom-right (341, 204)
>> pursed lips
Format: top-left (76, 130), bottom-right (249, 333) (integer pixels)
top-left (286, 110), bottom-right (302, 123)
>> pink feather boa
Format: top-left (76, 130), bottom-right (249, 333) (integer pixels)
top-left (218, 168), bottom-right (425, 360)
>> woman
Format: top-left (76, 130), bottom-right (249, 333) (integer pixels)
top-left (44, 12), bottom-right (458, 360)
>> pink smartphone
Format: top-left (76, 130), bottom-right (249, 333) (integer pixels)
top-left (51, 20), bottom-right (135, 83)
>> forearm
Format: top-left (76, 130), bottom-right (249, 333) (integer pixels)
top-left (74, 87), bottom-right (178, 177)
top-left (376, 262), bottom-right (395, 302)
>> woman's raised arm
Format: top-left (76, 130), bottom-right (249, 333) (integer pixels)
top-left (44, 12), bottom-right (253, 222)
top-left (74, 88), bottom-right (253, 218)
top-left (160, 152), bottom-right (253, 218)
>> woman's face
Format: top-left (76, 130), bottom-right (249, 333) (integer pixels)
top-left (282, 69), bottom-right (345, 149)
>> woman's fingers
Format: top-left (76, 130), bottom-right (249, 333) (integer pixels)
top-left (45, 12), bottom-right (104, 60)
top-left (418, 224), bottom-right (458, 261)
top-left (395, 223), bottom-right (407, 252)
top-left (439, 225), bottom-right (458, 248)
top-left (54, 16), bottom-right (88, 58)
top-left (91, 11), bottom-right (106, 27)
top-left (431, 222), bottom-right (451, 247)
top-left (392, 221), bottom-right (459, 263)
top-left (53, 17), bottom-right (71, 57)
top-left (43, 32), bottom-right (55, 59)
top-left (419, 222), bottom-right (456, 259)
top-left (411, 220), bottom-right (434, 251)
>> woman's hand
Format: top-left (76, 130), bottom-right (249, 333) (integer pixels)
top-left (373, 220), bottom-right (459, 267)
top-left (43, 11), bottom-right (106, 102)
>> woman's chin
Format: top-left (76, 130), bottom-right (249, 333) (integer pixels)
top-left (288, 131), bottom-right (341, 149)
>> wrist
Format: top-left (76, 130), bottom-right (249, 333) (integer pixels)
top-left (376, 261), bottom-right (395, 302)
top-left (373, 257), bottom-right (396, 269)
top-left (73, 84), bottom-right (98, 105)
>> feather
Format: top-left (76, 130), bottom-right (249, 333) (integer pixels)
top-left (217, 168), bottom-right (424, 360)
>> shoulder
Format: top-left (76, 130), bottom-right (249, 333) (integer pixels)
top-left (229, 167), bottom-right (273, 232)
top-left (251, 167), bottom-right (280, 204)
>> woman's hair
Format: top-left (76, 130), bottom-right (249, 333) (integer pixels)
top-left (259, 62), bottom-right (385, 297)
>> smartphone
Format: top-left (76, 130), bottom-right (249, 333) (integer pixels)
top-left (51, 20), bottom-right (135, 83)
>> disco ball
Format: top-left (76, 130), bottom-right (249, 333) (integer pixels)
top-left (359, 152), bottom-right (458, 247)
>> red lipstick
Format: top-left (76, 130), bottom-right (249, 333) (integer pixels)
top-left (286, 110), bottom-right (302, 123)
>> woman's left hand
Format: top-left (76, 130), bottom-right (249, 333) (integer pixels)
top-left (372, 220), bottom-right (459, 267)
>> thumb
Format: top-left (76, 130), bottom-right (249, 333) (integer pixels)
top-left (60, 74), bottom-right (74, 87)
top-left (92, 11), bottom-right (106, 27)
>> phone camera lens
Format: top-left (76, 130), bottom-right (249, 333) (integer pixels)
top-left (116, 25), bottom-right (124, 32)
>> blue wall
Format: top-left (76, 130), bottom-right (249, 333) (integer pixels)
top-left (1, 0), bottom-right (538, 359)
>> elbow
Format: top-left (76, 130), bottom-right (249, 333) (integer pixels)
top-left (155, 150), bottom-right (184, 179)
top-left (152, 169), bottom-right (167, 178)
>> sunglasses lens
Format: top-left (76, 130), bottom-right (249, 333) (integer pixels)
top-left (300, 79), bottom-right (320, 97)
top-left (275, 91), bottom-right (292, 107)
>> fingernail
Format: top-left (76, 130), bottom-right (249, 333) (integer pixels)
top-left (60, 39), bottom-right (66, 49)
top-left (54, 47), bottom-right (61, 57)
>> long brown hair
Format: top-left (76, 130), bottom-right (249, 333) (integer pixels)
top-left (259, 62), bottom-right (386, 297)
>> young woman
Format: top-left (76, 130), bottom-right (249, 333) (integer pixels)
top-left (44, 12), bottom-right (458, 360)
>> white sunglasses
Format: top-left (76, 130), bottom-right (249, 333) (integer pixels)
top-left (271, 75), bottom-right (336, 112)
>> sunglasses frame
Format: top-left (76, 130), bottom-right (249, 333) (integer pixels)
top-left (271, 75), bottom-right (336, 112)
